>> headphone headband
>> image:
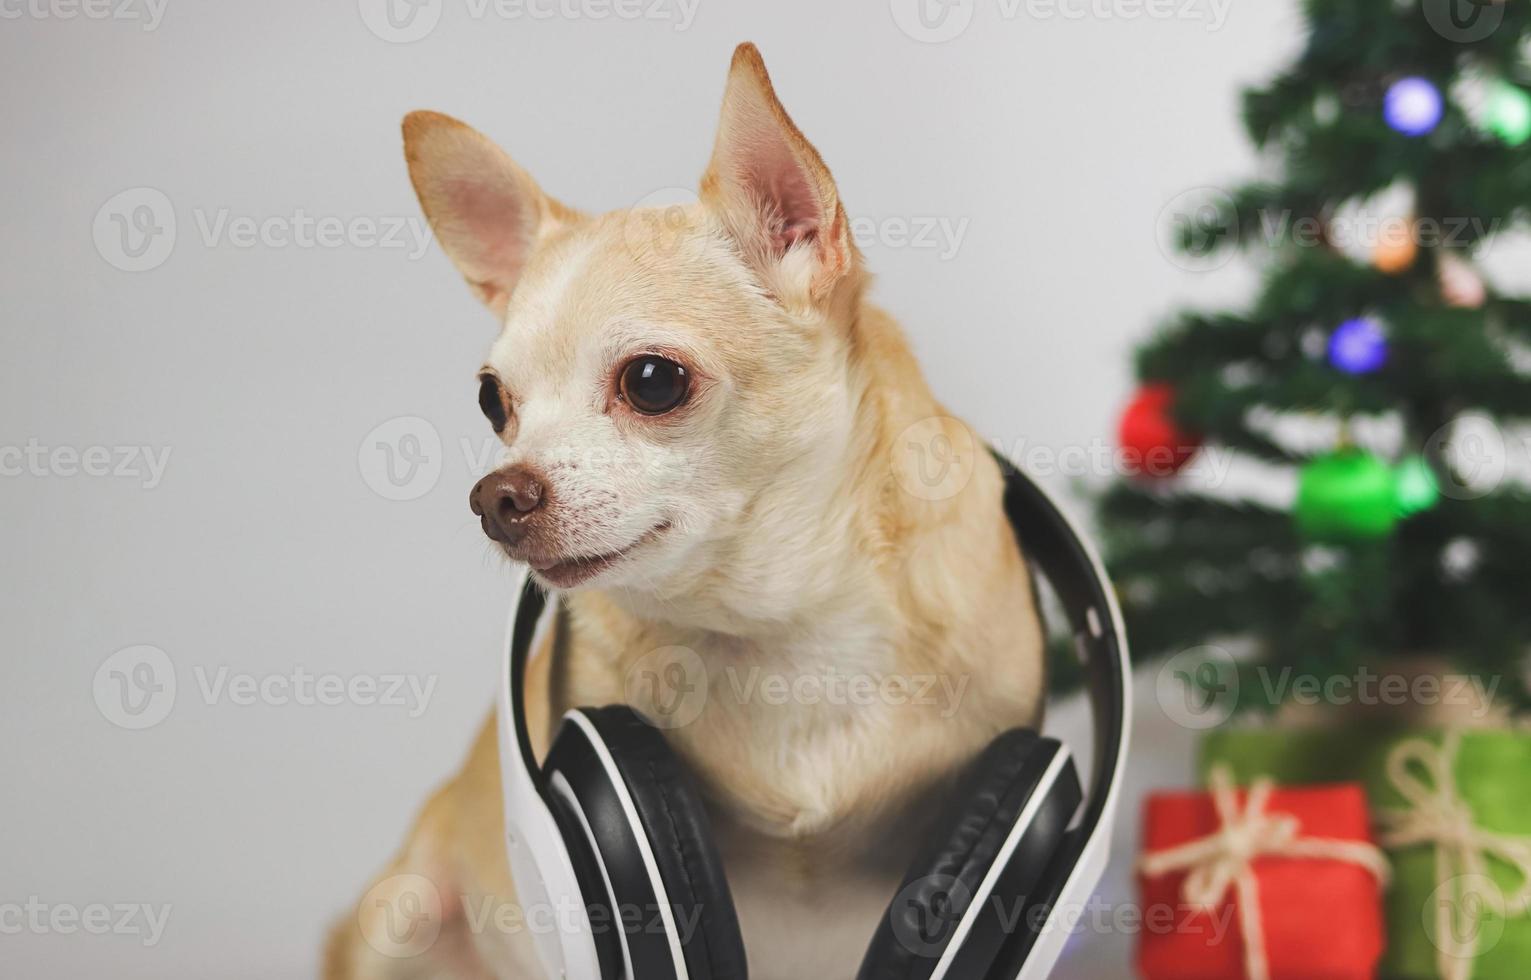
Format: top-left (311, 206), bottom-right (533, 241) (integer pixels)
top-left (990, 453), bottom-right (1132, 976)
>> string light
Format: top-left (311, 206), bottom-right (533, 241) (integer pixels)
top-left (1384, 77), bottom-right (1444, 136)
top-left (1329, 318), bottom-right (1388, 375)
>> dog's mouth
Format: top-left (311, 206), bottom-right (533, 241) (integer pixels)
top-left (523, 522), bottom-right (671, 589)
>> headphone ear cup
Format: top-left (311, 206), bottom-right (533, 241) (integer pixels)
top-left (545, 705), bottom-right (748, 980)
top-left (856, 730), bottom-right (1082, 980)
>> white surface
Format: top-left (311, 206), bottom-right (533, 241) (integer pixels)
top-left (1, 2), bottom-right (1302, 976)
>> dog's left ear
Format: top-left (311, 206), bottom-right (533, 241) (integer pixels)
top-left (403, 110), bottom-right (576, 318)
top-left (700, 43), bottom-right (856, 306)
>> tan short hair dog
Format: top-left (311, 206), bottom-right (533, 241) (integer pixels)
top-left (327, 43), bottom-right (1043, 980)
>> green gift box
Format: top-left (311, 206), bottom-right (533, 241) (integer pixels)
top-left (1199, 728), bottom-right (1531, 979)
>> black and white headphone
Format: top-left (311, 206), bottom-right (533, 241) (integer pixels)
top-left (496, 453), bottom-right (1132, 979)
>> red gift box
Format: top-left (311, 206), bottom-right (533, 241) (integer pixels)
top-left (1137, 774), bottom-right (1388, 980)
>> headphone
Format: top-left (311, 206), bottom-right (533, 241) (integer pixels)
top-left (496, 453), bottom-right (1131, 980)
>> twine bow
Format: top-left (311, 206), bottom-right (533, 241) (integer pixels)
top-left (1375, 732), bottom-right (1531, 980)
top-left (1139, 765), bottom-right (1392, 980)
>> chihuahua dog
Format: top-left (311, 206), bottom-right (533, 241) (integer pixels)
top-left (327, 43), bottom-right (1044, 980)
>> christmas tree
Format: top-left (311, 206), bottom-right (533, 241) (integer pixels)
top-left (1098, 0), bottom-right (1531, 716)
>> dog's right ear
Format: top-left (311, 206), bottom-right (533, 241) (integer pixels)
top-left (403, 111), bottom-right (574, 317)
top-left (700, 43), bottom-right (855, 310)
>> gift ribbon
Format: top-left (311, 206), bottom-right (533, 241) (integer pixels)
top-left (1375, 731), bottom-right (1531, 980)
top-left (1138, 765), bottom-right (1392, 980)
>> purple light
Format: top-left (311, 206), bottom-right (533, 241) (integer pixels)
top-left (1329, 317), bottom-right (1389, 375)
top-left (1385, 77), bottom-right (1444, 136)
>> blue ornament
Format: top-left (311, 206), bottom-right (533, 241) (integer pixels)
top-left (1385, 77), bottom-right (1444, 136)
top-left (1329, 317), bottom-right (1388, 374)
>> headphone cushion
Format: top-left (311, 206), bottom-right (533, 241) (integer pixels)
top-left (580, 705), bottom-right (749, 980)
top-left (857, 729), bottom-right (1077, 980)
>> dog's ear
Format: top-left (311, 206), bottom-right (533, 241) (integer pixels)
top-left (700, 43), bottom-right (855, 306)
top-left (403, 111), bottom-right (575, 316)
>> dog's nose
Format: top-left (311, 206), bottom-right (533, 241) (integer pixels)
top-left (470, 467), bottom-right (547, 544)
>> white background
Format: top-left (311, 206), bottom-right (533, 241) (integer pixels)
top-left (2, 0), bottom-right (1320, 976)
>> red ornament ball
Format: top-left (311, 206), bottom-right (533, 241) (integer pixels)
top-left (1119, 384), bottom-right (1202, 478)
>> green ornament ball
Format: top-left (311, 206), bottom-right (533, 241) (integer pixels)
top-left (1486, 82), bottom-right (1531, 147)
top-left (1393, 455), bottom-right (1441, 516)
top-left (1295, 452), bottom-right (1400, 541)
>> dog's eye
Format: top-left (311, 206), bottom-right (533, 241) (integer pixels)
top-left (619, 357), bottom-right (690, 415)
top-left (478, 376), bottom-right (509, 432)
